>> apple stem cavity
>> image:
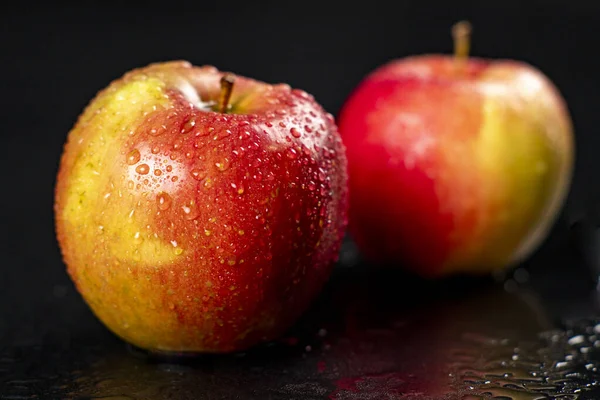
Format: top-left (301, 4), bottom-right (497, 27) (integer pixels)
top-left (218, 73), bottom-right (235, 113)
top-left (452, 20), bottom-right (472, 70)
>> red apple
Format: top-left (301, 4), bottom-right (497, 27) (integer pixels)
top-left (54, 61), bottom-right (348, 353)
top-left (338, 22), bottom-right (574, 277)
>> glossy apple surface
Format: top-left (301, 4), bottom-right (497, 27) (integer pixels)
top-left (54, 61), bottom-right (348, 353)
top-left (338, 55), bottom-right (574, 277)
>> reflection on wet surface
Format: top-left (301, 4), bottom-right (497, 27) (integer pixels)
top-left (1, 243), bottom-right (599, 399)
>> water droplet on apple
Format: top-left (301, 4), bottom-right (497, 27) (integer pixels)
top-left (181, 118), bottom-right (196, 134)
top-left (151, 145), bottom-right (160, 154)
top-left (135, 164), bottom-right (150, 175)
top-left (150, 124), bottom-right (167, 136)
top-left (279, 121), bottom-right (286, 128)
top-left (127, 180), bottom-right (134, 190)
top-left (204, 229), bottom-right (211, 236)
top-left (304, 125), bottom-right (313, 133)
top-left (190, 168), bottom-right (206, 181)
top-left (318, 169), bottom-right (326, 182)
top-left (154, 169), bottom-right (162, 176)
top-left (286, 148), bottom-right (298, 159)
top-left (133, 231), bottom-right (143, 245)
top-left (156, 192), bottom-right (172, 211)
top-left (265, 121), bottom-right (273, 127)
top-left (171, 176), bottom-right (179, 182)
top-left (307, 181), bottom-right (316, 191)
top-left (290, 127), bottom-right (301, 138)
top-left (215, 158), bottom-right (230, 171)
top-left (182, 201), bottom-right (199, 220)
top-left (126, 149), bottom-right (141, 165)
top-left (238, 229), bottom-right (245, 236)
top-left (166, 165), bottom-right (173, 172)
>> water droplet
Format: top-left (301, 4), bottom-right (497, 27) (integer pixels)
top-left (182, 201), bottom-right (199, 220)
top-left (181, 118), bottom-right (196, 134)
top-left (166, 165), bottom-right (173, 172)
top-left (290, 127), bottom-right (301, 138)
top-left (238, 229), bottom-right (245, 236)
top-left (190, 169), bottom-right (207, 181)
top-left (150, 124), bottom-right (167, 136)
top-left (286, 148), bottom-right (298, 159)
top-left (133, 231), bottom-right (143, 245)
top-left (157, 192), bottom-right (172, 210)
top-left (171, 176), bottom-right (179, 182)
top-left (304, 125), bottom-right (313, 133)
top-left (204, 229), bottom-right (211, 236)
top-left (126, 149), bottom-right (141, 165)
top-left (215, 158), bottom-right (230, 171)
top-left (279, 121), bottom-right (287, 128)
top-left (151, 145), bottom-right (160, 154)
top-left (265, 121), bottom-right (273, 127)
top-left (318, 169), bottom-right (326, 182)
top-left (308, 181), bottom-right (316, 191)
top-left (135, 164), bottom-right (150, 175)
top-left (154, 169), bottom-right (162, 176)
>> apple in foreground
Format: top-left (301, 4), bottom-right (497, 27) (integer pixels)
top-left (54, 61), bottom-right (348, 353)
top-left (338, 22), bottom-right (574, 277)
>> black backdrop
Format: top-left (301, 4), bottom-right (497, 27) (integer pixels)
top-left (1, 0), bottom-right (599, 347)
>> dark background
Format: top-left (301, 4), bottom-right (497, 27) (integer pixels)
top-left (1, 0), bottom-right (600, 350)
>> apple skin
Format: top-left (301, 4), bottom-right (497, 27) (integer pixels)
top-left (54, 61), bottom-right (348, 353)
top-left (338, 55), bottom-right (574, 277)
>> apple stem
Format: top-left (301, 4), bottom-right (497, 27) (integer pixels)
top-left (218, 74), bottom-right (235, 113)
top-left (452, 20), bottom-right (472, 65)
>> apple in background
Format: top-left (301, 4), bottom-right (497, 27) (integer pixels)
top-left (338, 22), bottom-right (574, 277)
top-left (54, 61), bottom-right (348, 353)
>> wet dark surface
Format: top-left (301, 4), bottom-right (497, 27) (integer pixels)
top-left (2, 228), bottom-right (600, 399)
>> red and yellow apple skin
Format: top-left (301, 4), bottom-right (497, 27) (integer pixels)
top-left (54, 61), bottom-right (348, 353)
top-left (338, 55), bottom-right (574, 277)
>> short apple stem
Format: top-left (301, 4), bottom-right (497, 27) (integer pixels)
top-left (452, 20), bottom-right (472, 66)
top-left (218, 74), bottom-right (235, 113)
